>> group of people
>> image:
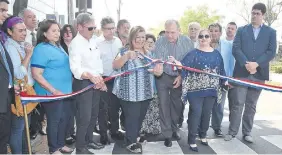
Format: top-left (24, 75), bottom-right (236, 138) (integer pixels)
top-left (0, 0), bottom-right (277, 154)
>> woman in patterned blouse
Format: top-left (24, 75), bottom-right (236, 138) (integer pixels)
top-left (112, 26), bottom-right (163, 154)
top-left (174, 29), bottom-right (226, 152)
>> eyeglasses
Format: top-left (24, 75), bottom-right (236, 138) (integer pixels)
top-left (84, 26), bottom-right (96, 31)
top-left (251, 11), bottom-right (262, 16)
top-left (198, 34), bottom-right (210, 39)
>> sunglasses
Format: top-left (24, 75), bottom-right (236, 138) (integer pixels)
top-left (198, 34), bottom-right (210, 39)
top-left (84, 26), bottom-right (96, 31)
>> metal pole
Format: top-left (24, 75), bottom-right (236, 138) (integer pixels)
top-left (21, 83), bottom-right (32, 155)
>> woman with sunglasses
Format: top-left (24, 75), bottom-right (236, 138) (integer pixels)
top-left (173, 29), bottom-right (226, 152)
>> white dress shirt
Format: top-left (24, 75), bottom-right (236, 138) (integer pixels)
top-left (25, 29), bottom-right (36, 45)
top-left (69, 33), bottom-right (103, 80)
top-left (96, 35), bottom-right (122, 76)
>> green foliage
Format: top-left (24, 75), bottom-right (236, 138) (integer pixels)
top-left (179, 5), bottom-right (223, 35)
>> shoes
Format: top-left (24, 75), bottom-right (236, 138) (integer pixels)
top-left (51, 150), bottom-right (63, 154)
top-left (65, 136), bottom-right (75, 145)
top-left (100, 133), bottom-right (110, 145)
top-left (87, 142), bottom-right (105, 150)
top-left (214, 129), bottom-right (223, 137)
top-left (189, 144), bottom-right (198, 152)
top-left (178, 123), bottom-right (183, 128)
top-left (200, 138), bottom-right (208, 146)
top-left (30, 131), bottom-right (38, 140)
top-left (111, 131), bottom-right (124, 140)
top-left (126, 143), bottom-right (142, 154)
top-left (243, 135), bottom-right (254, 143)
top-left (71, 134), bottom-right (76, 140)
top-left (164, 138), bottom-right (172, 147)
top-left (172, 132), bottom-right (181, 140)
top-left (76, 148), bottom-right (94, 154)
top-left (39, 120), bottom-right (47, 135)
top-left (224, 134), bottom-right (235, 141)
top-left (138, 135), bottom-right (146, 143)
top-left (59, 146), bottom-right (74, 153)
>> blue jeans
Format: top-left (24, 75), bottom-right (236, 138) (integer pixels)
top-left (42, 100), bottom-right (68, 153)
top-left (9, 114), bottom-right (30, 154)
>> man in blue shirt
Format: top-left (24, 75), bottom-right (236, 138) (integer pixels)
top-left (0, 0), bottom-right (14, 153)
top-left (209, 23), bottom-right (235, 137)
top-left (225, 3), bottom-right (277, 143)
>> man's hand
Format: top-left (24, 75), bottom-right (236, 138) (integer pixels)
top-left (245, 62), bottom-right (259, 74)
top-left (90, 76), bottom-right (104, 89)
top-left (100, 83), bottom-right (107, 92)
top-left (173, 75), bottom-right (181, 89)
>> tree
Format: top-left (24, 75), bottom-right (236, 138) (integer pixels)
top-left (179, 5), bottom-right (223, 35)
top-left (228, 0), bottom-right (282, 26)
top-left (264, 0), bottom-right (282, 26)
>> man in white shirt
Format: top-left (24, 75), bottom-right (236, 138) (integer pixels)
top-left (69, 13), bottom-right (105, 154)
top-left (18, 9), bottom-right (37, 46)
top-left (96, 16), bottom-right (124, 145)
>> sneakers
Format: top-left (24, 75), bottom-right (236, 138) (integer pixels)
top-left (224, 134), bottom-right (235, 141)
top-left (243, 135), bottom-right (254, 143)
top-left (126, 143), bottom-right (142, 154)
top-left (214, 129), bottom-right (223, 137)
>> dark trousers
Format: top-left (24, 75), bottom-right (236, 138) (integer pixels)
top-left (73, 79), bottom-right (101, 149)
top-left (65, 98), bottom-right (76, 138)
top-left (228, 88), bottom-right (234, 122)
top-left (211, 90), bottom-right (227, 130)
top-left (120, 100), bottom-right (150, 145)
top-left (98, 79), bottom-right (120, 135)
top-left (0, 88), bottom-right (13, 154)
top-left (42, 100), bottom-right (67, 153)
top-left (156, 74), bottom-right (183, 138)
top-left (187, 96), bottom-right (215, 144)
top-left (9, 114), bottom-right (31, 154)
top-left (228, 76), bottom-right (262, 136)
top-left (30, 104), bottom-right (45, 133)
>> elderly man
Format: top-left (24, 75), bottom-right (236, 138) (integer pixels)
top-left (225, 22), bottom-right (237, 42)
top-left (116, 19), bottom-right (130, 46)
top-left (153, 19), bottom-right (194, 147)
top-left (69, 13), bottom-right (105, 154)
top-left (18, 9), bottom-right (37, 46)
top-left (225, 3), bottom-right (276, 143)
top-left (187, 22), bottom-right (201, 47)
top-left (209, 23), bottom-right (234, 137)
top-left (96, 16), bottom-right (124, 145)
top-left (0, 0), bottom-right (14, 154)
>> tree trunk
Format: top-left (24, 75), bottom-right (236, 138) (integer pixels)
top-left (13, 0), bottom-right (28, 16)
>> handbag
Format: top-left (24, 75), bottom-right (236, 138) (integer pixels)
top-left (10, 43), bottom-right (38, 116)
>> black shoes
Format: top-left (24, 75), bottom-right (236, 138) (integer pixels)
top-left (172, 132), bottom-right (181, 140)
top-left (87, 142), bottom-right (105, 150)
top-left (189, 144), bottom-right (198, 152)
top-left (65, 136), bottom-right (76, 145)
top-left (164, 138), bottom-right (172, 147)
top-left (30, 131), bottom-right (38, 140)
top-left (76, 148), bottom-right (94, 154)
top-left (111, 131), bottom-right (124, 140)
top-left (126, 143), bottom-right (142, 154)
top-left (100, 134), bottom-right (110, 145)
top-left (214, 129), bottom-right (223, 137)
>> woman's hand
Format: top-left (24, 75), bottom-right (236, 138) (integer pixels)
top-left (24, 42), bottom-right (34, 57)
top-left (52, 89), bottom-right (64, 95)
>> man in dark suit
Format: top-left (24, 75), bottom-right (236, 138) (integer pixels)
top-left (225, 3), bottom-right (277, 143)
top-left (0, 0), bottom-right (15, 153)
